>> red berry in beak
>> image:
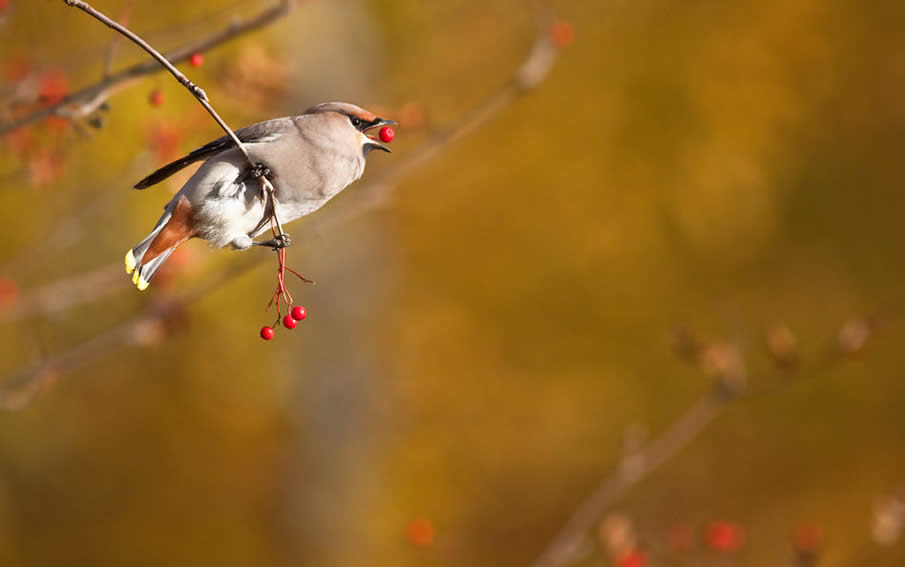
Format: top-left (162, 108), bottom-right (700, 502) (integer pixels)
top-left (291, 305), bottom-right (307, 321)
top-left (283, 314), bottom-right (298, 329)
top-left (260, 326), bottom-right (275, 340)
top-left (379, 126), bottom-right (395, 143)
top-left (189, 53), bottom-right (204, 67)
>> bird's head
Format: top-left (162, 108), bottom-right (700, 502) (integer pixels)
top-left (304, 102), bottom-right (396, 157)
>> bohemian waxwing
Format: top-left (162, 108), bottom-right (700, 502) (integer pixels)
top-left (124, 102), bottom-right (395, 290)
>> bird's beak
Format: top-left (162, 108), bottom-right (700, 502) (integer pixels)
top-left (362, 118), bottom-right (397, 154)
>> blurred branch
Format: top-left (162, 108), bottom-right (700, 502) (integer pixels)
top-left (0, 0), bottom-right (292, 134)
top-left (528, 321), bottom-right (877, 567)
top-left (0, 255), bottom-right (263, 411)
top-left (102, 0), bottom-right (136, 80)
top-left (0, 262), bottom-right (122, 323)
top-left (529, 392), bottom-right (729, 567)
top-left (0, 17), bottom-right (569, 408)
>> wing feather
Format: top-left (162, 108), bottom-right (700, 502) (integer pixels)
top-left (133, 118), bottom-right (291, 189)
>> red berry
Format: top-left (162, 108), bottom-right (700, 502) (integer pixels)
top-left (0, 0), bottom-right (9, 12)
top-left (616, 550), bottom-right (647, 567)
top-left (706, 522), bottom-right (744, 553)
top-left (149, 89), bottom-right (164, 107)
top-left (551, 21), bottom-right (575, 48)
top-left (379, 126), bottom-right (395, 143)
top-left (283, 314), bottom-right (298, 329)
top-left (291, 305), bottom-right (307, 321)
top-left (260, 326), bottom-right (275, 340)
top-left (2, 54), bottom-right (29, 83)
top-left (795, 524), bottom-right (822, 553)
top-left (189, 53), bottom-right (204, 67)
top-left (406, 518), bottom-right (434, 547)
top-left (0, 276), bottom-right (19, 308)
top-left (38, 69), bottom-right (68, 105)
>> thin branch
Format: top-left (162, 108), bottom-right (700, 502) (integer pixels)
top-left (0, 262), bottom-right (124, 323)
top-left (0, 0), bottom-right (292, 135)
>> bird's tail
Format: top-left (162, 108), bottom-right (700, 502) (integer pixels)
top-left (125, 196), bottom-right (197, 291)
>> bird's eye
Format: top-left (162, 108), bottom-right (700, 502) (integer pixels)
top-left (349, 116), bottom-right (364, 129)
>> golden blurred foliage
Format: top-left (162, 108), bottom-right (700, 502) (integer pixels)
top-left (1, 0), bottom-right (905, 566)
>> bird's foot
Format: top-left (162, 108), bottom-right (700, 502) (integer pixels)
top-left (253, 233), bottom-right (291, 250)
top-left (237, 163), bottom-right (273, 185)
top-left (250, 163), bottom-right (272, 180)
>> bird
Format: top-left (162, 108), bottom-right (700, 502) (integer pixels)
top-left (124, 102), bottom-right (395, 290)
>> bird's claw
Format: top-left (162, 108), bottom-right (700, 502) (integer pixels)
top-left (254, 234), bottom-right (291, 250)
top-left (251, 163), bottom-right (272, 179)
top-left (252, 233), bottom-right (291, 250)
top-left (273, 233), bottom-right (291, 249)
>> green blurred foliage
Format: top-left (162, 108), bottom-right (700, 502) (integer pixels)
top-left (1, 0), bottom-right (905, 566)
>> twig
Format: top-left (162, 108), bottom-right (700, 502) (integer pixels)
top-left (102, 0), bottom-right (136, 79)
top-left (0, 0), bottom-right (292, 136)
top-left (0, 262), bottom-right (124, 323)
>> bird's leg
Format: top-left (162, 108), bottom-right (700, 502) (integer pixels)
top-left (252, 233), bottom-right (291, 250)
top-left (251, 175), bottom-right (290, 249)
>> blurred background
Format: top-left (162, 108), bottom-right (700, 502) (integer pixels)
top-left (1, 0), bottom-right (905, 565)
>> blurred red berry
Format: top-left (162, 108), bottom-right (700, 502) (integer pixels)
top-left (149, 89), bottom-right (164, 107)
top-left (0, 276), bottom-right (19, 309)
top-left (706, 522), bottom-right (744, 553)
top-left (189, 53), bottom-right (204, 67)
top-left (795, 524), bottom-right (822, 553)
top-left (27, 149), bottom-right (66, 187)
top-left (379, 126), bottom-right (395, 143)
top-left (260, 326), bottom-right (275, 340)
top-left (3, 54), bottom-right (30, 82)
top-left (44, 116), bottom-right (71, 132)
top-left (616, 550), bottom-right (647, 567)
top-left (147, 123), bottom-right (184, 162)
top-left (0, 0), bottom-right (8, 12)
top-left (291, 305), bottom-right (307, 321)
top-left (283, 314), bottom-right (297, 329)
top-left (406, 517), bottom-right (434, 547)
top-left (3, 127), bottom-right (35, 156)
top-left (39, 69), bottom-right (68, 104)
top-left (667, 524), bottom-right (694, 551)
top-left (551, 21), bottom-right (575, 48)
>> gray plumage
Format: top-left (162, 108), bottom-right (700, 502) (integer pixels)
top-left (124, 102), bottom-right (394, 290)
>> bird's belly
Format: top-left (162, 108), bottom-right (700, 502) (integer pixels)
top-left (196, 191), bottom-right (268, 247)
top-left (277, 198), bottom-right (329, 223)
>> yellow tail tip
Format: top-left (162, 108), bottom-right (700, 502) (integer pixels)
top-left (131, 269), bottom-right (149, 291)
top-left (125, 249), bottom-right (136, 274)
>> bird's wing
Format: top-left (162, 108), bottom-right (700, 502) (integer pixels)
top-left (133, 117), bottom-right (294, 189)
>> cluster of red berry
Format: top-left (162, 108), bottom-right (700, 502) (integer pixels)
top-left (260, 305), bottom-right (306, 340)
